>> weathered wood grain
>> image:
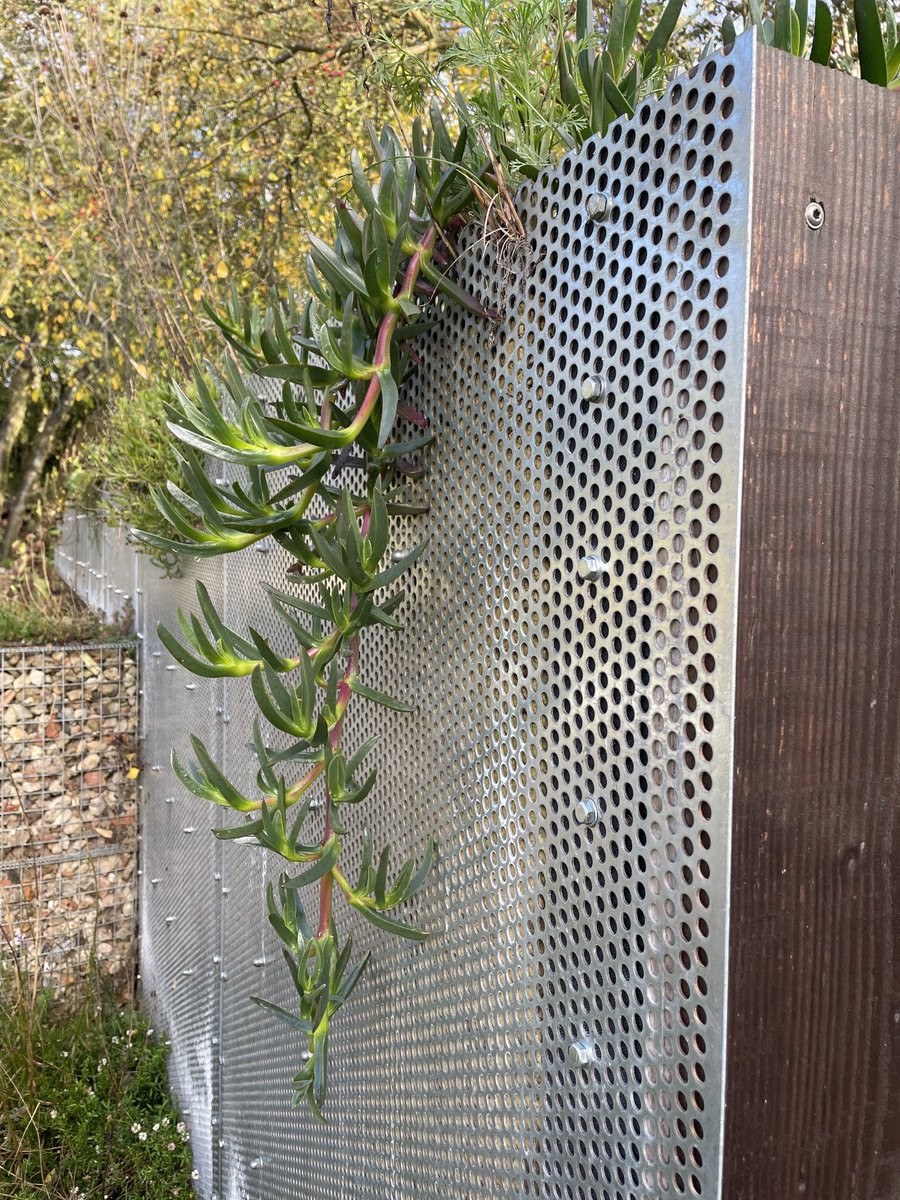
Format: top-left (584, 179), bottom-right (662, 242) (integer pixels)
top-left (724, 46), bottom-right (900, 1199)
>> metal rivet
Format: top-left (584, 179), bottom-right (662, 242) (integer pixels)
top-left (184, 683), bottom-right (196, 691)
top-left (805, 200), bottom-right (824, 230)
top-left (151, 765), bottom-right (161, 772)
top-left (580, 374), bottom-right (607, 402)
top-left (252, 958), bottom-right (268, 968)
top-left (150, 877), bottom-right (160, 886)
top-left (567, 1038), bottom-right (597, 1069)
top-left (213, 872), bottom-right (221, 881)
top-left (586, 192), bottom-right (611, 222)
top-left (165, 664), bottom-right (177, 672)
top-left (577, 555), bottom-right (603, 583)
top-left (574, 798), bottom-right (599, 827)
top-left (182, 968), bottom-right (194, 976)
top-left (249, 1158), bottom-right (262, 1170)
top-left (165, 916), bottom-right (175, 925)
top-left (165, 796), bottom-right (175, 805)
top-left (391, 549), bottom-right (407, 563)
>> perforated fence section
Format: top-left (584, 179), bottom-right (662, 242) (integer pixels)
top-left (61, 35), bottom-right (755, 1200)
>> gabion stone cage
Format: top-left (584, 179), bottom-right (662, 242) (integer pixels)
top-left (0, 642), bottom-right (138, 990)
top-left (59, 30), bottom-right (900, 1200)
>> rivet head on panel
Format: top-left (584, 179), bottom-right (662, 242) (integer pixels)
top-left (574, 798), bottom-right (599, 827)
top-left (585, 192), bottom-right (611, 222)
top-left (249, 1158), bottom-right (263, 1170)
top-left (805, 200), bottom-right (825, 230)
top-left (580, 374), bottom-right (607, 402)
top-left (567, 1038), bottom-right (597, 1069)
top-left (576, 554), bottom-right (603, 583)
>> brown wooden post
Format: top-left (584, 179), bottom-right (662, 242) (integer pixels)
top-left (724, 48), bottom-right (900, 1199)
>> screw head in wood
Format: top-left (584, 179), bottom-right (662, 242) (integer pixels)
top-left (805, 200), bottom-right (824, 230)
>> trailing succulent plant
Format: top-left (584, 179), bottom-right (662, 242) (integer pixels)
top-left (138, 0), bottom-right (900, 1125)
top-left (135, 109), bottom-right (500, 1119)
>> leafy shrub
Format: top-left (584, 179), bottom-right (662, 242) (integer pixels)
top-left (68, 386), bottom-right (181, 575)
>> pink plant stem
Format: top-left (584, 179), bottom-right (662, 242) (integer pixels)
top-left (347, 228), bottom-right (438, 439)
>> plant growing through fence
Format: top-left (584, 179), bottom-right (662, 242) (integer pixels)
top-left (140, 0), bottom-right (898, 1121)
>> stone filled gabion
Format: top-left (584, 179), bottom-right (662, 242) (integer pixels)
top-left (0, 643), bottom-right (138, 990)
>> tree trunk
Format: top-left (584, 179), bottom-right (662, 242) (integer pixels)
top-left (0, 363), bottom-right (32, 513)
top-left (1, 382), bottom-right (77, 561)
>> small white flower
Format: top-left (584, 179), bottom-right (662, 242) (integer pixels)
top-left (167, 1142), bottom-right (176, 1152)
top-left (191, 1170), bottom-right (199, 1180)
top-left (162, 1117), bottom-right (170, 1127)
top-left (61, 1051), bottom-right (69, 1058)
top-left (139, 1131), bottom-right (147, 1141)
top-left (111, 1037), bottom-right (119, 1045)
top-left (131, 1122), bottom-right (141, 1134)
top-left (50, 1109), bottom-right (57, 1118)
top-left (175, 1121), bottom-right (185, 1134)
top-left (86, 1088), bottom-right (95, 1097)
top-left (153, 1122), bottom-right (160, 1132)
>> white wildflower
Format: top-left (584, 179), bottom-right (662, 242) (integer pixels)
top-left (162, 1117), bottom-right (170, 1127)
top-left (153, 1122), bottom-right (160, 1132)
top-left (191, 1170), bottom-right (199, 1180)
top-left (131, 1122), bottom-right (141, 1134)
top-left (50, 1109), bottom-right (57, 1119)
top-left (139, 1131), bottom-right (147, 1141)
top-left (167, 1142), bottom-right (176, 1152)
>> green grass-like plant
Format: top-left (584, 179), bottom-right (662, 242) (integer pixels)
top-left (0, 980), bottom-right (193, 1199)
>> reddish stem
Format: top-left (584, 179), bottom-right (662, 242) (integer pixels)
top-left (346, 227), bottom-right (438, 441)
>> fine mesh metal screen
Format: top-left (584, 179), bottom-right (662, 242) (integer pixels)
top-left (84, 35), bottom-right (756, 1200)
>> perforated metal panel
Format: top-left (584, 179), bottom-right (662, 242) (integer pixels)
top-left (128, 34), bottom-right (756, 1200)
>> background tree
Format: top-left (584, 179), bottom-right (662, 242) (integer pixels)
top-left (0, 0), bottom-right (440, 558)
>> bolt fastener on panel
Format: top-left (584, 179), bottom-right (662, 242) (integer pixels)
top-left (586, 193), bottom-right (611, 222)
top-left (574, 798), bottom-right (600, 827)
top-left (577, 554), bottom-right (604, 582)
top-left (580, 374), bottom-right (607, 402)
top-left (567, 1038), bottom-right (597, 1069)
